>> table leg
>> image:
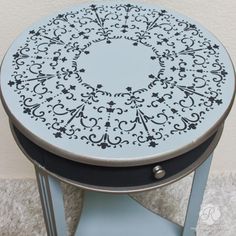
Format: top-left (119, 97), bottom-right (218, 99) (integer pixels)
top-left (182, 153), bottom-right (213, 236)
top-left (74, 191), bottom-right (182, 236)
top-left (35, 167), bottom-right (67, 236)
top-left (34, 154), bottom-right (212, 236)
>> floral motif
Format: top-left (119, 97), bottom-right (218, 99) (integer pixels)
top-left (7, 3), bottom-right (227, 150)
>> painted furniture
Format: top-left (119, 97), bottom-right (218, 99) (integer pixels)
top-left (0, 1), bottom-right (235, 235)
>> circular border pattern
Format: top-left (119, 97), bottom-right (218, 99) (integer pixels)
top-left (0, 1), bottom-right (235, 166)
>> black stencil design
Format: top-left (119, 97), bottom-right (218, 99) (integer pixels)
top-left (8, 3), bottom-right (228, 150)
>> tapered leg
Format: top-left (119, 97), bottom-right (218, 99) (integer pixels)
top-left (182, 153), bottom-right (213, 236)
top-left (35, 167), bottom-right (67, 236)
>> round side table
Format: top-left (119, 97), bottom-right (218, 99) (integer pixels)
top-left (0, 1), bottom-right (235, 236)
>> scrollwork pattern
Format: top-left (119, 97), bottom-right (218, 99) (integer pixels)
top-left (7, 2), bottom-right (228, 152)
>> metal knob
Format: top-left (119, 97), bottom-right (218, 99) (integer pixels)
top-left (153, 165), bottom-right (166, 179)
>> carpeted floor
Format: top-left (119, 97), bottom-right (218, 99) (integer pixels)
top-left (0, 173), bottom-right (235, 236)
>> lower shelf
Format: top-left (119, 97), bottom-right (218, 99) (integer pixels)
top-left (75, 191), bottom-right (183, 236)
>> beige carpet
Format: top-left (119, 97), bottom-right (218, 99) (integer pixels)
top-left (0, 173), bottom-right (235, 236)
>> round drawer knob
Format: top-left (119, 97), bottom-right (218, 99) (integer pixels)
top-left (153, 165), bottom-right (166, 179)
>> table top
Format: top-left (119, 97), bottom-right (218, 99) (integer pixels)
top-left (0, 1), bottom-right (235, 167)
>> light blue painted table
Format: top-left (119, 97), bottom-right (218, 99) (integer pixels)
top-left (0, 1), bottom-right (235, 236)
